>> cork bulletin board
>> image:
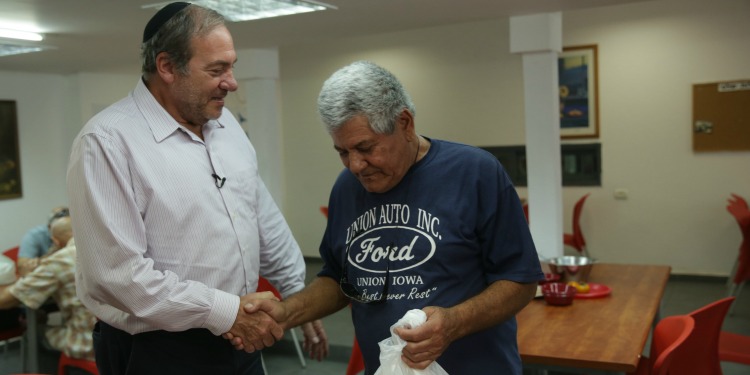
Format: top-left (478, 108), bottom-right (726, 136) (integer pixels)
top-left (693, 79), bottom-right (750, 152)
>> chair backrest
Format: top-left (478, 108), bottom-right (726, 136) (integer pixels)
top-left (718, 330), bottom-right (750, 365)
top-left (571, 193), bottom-right (590, 248)
top-left (729, 193), bottom-right (748, 208)
top-left (727, 193), bottom-right (750, 235)
top-left (522, 203), bottom-right (529, 224)
top-left (648, 315), bottom-right (695, 375)
top-left (256, 276), bottom-right (282, 300)
top-left (733, 238), bottom-right (750, 284)
top-left (668, 297), bottom-right (735, 375)
top-left (2, 246), bottom-right (19, 262)
top-left (320, 206), bottom-right (329, 219)
top-left (58, 351), bottom-right (99, 375)
top-left (726, 194), bottom-right (750, 284)
top-left (346, 335), bottom-right (366, 375)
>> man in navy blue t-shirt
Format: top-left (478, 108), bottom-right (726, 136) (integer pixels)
top-left (240, 61), bottom-right (543, 374)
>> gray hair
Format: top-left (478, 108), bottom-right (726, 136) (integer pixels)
top-left (141, 5), bottom-right (226, 79)
top-left (317, 61), bottom-right (416, 134)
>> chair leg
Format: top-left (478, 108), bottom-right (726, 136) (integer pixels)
top-left (727, 258), bottom-right (739, 288)
top-left (261, 352), bottom-right (268, 374)
top-left (729, 281), bottom-right (744, 316)
top-left (20, 336), bottom-right (25, 370)
top-left (580, 246), bottom-right (591, 259)
top-left (290, 328), bottom-right (307, 368)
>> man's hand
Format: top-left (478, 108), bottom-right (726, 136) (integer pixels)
top-left (231, 302), bottom-right (330, 361)
top-left (301, 319), bottom-right (329, 361)
top-left (394, 306), bottom-right (456, 370)
top-left (225, 298), bottom-right (291, 350)
top-left (224, 291), bottom-right (283, 353)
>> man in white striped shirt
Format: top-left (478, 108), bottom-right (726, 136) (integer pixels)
top-left (66, 3), bottom-right (326, 374)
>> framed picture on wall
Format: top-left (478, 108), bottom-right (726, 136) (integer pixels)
top-left (0, 100), bottom-right (22, 200)
top-left (559, 44), bottom-right (599, 139)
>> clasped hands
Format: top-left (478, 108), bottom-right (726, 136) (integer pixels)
top-left (223, 292), bottom-right (328, 360)
top-left (226, 296), bottom-right (451, 369)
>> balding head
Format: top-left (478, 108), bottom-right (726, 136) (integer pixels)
top-left (50, 216), bottom-right (73, 248)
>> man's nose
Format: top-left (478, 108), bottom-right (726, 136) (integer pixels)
top-left (220, 73), bottom-right (238, 92)
top-left (347, 154), bottom-right (367, 173)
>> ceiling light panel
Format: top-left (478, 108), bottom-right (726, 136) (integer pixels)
top-left (0, 28), bottom-right (43, 41)
top-left (0, 43), bottom-right (46, 57)
top-left (143, 0), bottom-right (336, 22)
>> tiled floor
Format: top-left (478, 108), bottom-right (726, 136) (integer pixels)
top-left (1, 261), bottom-right (748, 375)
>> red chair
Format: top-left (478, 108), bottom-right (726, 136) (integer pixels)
top-left (256, 277), bottom-right (306, 368)
top-left (666, 297), bottom-right (735, 375)
top-left (719, 331), bottom-right (750, 365)
top-left (563, 193), bottom-right (591, 257)
top-left (726, 193), bottom-right (750, 315)
top-left (346, 337), bottom-right (365, 375)
top-left (320, 206), bottom-right (328, 218)
top-left (3, 246), bottom-right (19, 262)
top-left (57, 352), bottom-right (98, 375)
top-left (628, 315), bottom-right (695, 375)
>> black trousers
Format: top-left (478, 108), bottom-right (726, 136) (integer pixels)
top-left (93, 321), bottom-right (264, 375)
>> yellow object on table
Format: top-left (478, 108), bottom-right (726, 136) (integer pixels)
top-left (568, 281), bottom-right (590, 294)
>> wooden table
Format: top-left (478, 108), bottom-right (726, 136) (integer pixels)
top-left (517, 263), bottom-right (671, 374)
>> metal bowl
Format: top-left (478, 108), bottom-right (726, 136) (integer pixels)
top-left (547, 256), bottom-right (595, 283)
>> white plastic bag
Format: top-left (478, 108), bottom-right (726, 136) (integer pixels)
top-left (373, 309), bottom-right (449, 375)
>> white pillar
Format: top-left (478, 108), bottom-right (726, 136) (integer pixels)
top-left (234, 48), bottom-right (285, 210)
top-left (510, 13), bottom-right (564, 260)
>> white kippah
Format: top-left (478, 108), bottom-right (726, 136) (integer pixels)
top-left (0, 255), bottom-right (16, 285)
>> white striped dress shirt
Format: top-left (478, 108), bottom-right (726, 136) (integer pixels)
top-left (66, 79), bottom-right (305, 335)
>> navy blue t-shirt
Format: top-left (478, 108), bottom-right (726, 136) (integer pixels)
top-left (318, 138), bottom-right (543, 374)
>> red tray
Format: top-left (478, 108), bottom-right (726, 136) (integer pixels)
top-left (574, 282), bottom-right (612, 299)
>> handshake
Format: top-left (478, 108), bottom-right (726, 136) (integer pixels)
top-left (223, 291), bottom-right (329, 361)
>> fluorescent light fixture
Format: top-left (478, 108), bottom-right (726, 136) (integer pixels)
top-left (0, 28), bottom-right (43, 41)
top-left (143, 0), bottom-right (336, 22)
top-left (0, 26), bottom-right (49, 57)
top-left (0, 43), bottom-right (49, 57)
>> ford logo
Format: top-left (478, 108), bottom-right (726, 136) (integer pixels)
top-left (347, 226), bottom-right (436, 273)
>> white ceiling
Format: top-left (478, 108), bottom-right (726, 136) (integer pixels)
top-left (0, 0), bottom-right (649, 75)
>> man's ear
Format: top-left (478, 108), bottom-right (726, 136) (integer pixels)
top-left (398, 109), bottom-right (416, 139)
top-left (155, 52), bottom-right (177, 84)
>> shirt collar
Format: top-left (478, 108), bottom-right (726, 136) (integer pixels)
top-left (133, 78), bottom-right (226, 143)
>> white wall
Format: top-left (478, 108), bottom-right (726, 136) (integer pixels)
top-left (0, 72), bottom-right (137, 252)
top-left (561, 0), bottom-right (750, 273)
top-left (0, 71), bottom-right (72, 251)
top-left (73, 73), bottom-right (139, 126)
top-left (279, 0), bottom-right (750, 275)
